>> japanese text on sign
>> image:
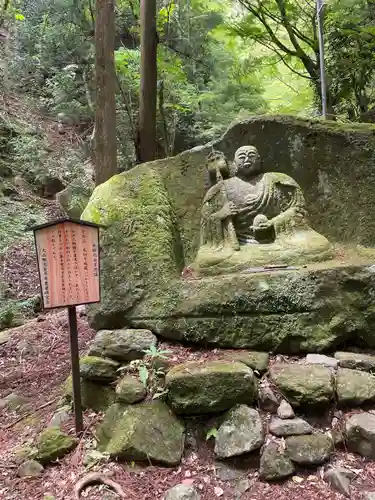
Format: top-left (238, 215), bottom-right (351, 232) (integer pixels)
top-left (35, 221), bottom-right (100, 309)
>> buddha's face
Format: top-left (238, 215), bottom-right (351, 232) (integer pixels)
top-left (234, 146), bottom-right (261, 178)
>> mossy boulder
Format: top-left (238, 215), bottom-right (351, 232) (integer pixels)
top-left (82, 116), bottom-right (375, 353)
top-left (259, 441), bottom-right (295, 481)
top-left (336, 368), bottom-right (375, 406)
top-left (82, 165), bottom-right (181, 331)
top-left (270, 364), bottom-right (334, 407)
top-left (63, 375), bottom-right (115, 412)
top-left (115, 375), bottom-right (146, 404)
top-left (35, 427), bottom-right (77, 464)
top-left (97, 401), bottom-right (185, 465)
top-left (88, 328), bottom-right (157, 362)
top-left (166, 361), bottom-right (256, 415)
top-left (79, 356), bottom-right (119, 382)
top-left (286, 434), bottom-right (333, 465)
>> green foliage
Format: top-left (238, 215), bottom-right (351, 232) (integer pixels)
top-left (119, 344), bottom-right (171, 397)
top-left (325, 0), bottom-right (375, 119)
top-left (206, 427), bottom-right (218, 440)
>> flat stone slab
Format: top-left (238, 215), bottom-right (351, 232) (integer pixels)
top-left (269, 364), bottom-right (334, 407)
top-left (214, 405), bottom-right (264, 458)
top-left (346, 412), bottom-right (375, 458)
top-left (286, 434), bottom-right (333, 465)
top-left (88, 329), bottom-right (157, 362)
top-left (336, 368), bottom-right (375, 406)
top-left (166, 361), bottom-right (256, 415)
top-left (335, 352), bottom-right (375, 372)
top-left (269, 417), bottom-right (312, 437)
top-left (305, 354), bottom-right (338, 369)
top-left (259, 441), bottom-right (295, 481)
top-left (125, 265), bottom-right (375, 353)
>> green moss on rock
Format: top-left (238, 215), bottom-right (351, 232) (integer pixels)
top-left (81, 115), bottom-right (375, 353)
top-left (222, 351), bottom-right (269, 373)
top-left (259, 441), bottom-right (295, 480)
top-left (336, 368), bottom-right (375, 406)
top-left (97, 401), bottom-right (185, 466)
top-left (63, 375), bottom-right (115, 412)
top-left (35, 427), bottom-right (77, 464)
top-left (270, 364), bottom-right (334, 407)
top-left (82, 166), bottom-right (181, 330)
top-left (79, 356), bottom-right (119, 382)
top-left (286, 433), bottom-right (333, 465)
top-left (115, 375), bottom-right (146, 404)
top-left (166, 361), bottom-right (256, 414)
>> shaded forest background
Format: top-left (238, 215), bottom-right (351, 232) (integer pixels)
top-left (0, 0), bottom-right (375, 195)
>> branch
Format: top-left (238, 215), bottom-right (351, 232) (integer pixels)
top-left (237, 0), bottom-right (298, 57)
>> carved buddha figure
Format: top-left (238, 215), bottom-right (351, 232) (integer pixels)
top-left (192, 146), bottom-right (332, 274)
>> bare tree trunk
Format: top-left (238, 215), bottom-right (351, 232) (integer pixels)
top-left (139, 0), bottom-right (157, 163)
top-left (94, 0), bottom-right (117, 186)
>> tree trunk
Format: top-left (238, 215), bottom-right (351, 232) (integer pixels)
top-left (94, 0), bottom-right (117, 186)
top-left (139, 0), bottom-right (157, 163)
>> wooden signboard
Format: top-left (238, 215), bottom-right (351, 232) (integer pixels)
top-left (29, 218), bottom-right (105, 435)
top-left (33, 220), bottom-right (100, 309)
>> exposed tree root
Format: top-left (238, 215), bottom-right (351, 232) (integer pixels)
top-left (74, 472), bottom-right (126, 498)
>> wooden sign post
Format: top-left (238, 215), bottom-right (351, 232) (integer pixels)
top-left (29, 218), bottom-right (104, 435)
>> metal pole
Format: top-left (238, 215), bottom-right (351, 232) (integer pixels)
top-left (68, 306), bottom-right (84, 435)
top-left (316, 0), bottom-right (327, 119)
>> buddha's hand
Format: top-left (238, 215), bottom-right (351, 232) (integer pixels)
top-left (214, 202), bottom-right (238, 220)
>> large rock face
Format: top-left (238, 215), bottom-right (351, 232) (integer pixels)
top-left (82, 116), bottom-right (375, 352)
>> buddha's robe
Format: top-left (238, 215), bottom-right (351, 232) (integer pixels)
top-left (194, 171), bottom-right (332, 273)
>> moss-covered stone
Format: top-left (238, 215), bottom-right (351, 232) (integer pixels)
top-left (286, 434), bottom-right (333, 465)
top-left (115, 375), bottom-right (146, 404)
top-left (82, 166), bottom-right (181, 331)
top-left (259, 441), bottom-right (295, 481)
top-left (97, 401), bottom-right (185, 465)
top-left (270, 364), bottom-right (334, 407)
top-left (56, 184), bottom-right (93, 219)
top-left (222, 351), bottom-right (269, 373)
top-left (336, 368), bottom-right (375, 406)
top-left (88, 328), bottom-right (157, 362)
top-left (79, 356), bottom-right (119, 382)
top-left (82, 116), bottom-right (375, 353)
top-left (166, 361), bottom-right (256, 415)
top-left (335, 352), bottom-right (375, 372)
top-left (63, 375), bottom-right (115, 412)
top-left (35, 427), bottom-right (77, 464)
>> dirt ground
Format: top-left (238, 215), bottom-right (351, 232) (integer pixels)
top-left (1, 309), bottom-right (375, 500)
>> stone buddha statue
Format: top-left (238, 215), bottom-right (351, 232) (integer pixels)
top-left (191, 145), bottom-right (333, 274)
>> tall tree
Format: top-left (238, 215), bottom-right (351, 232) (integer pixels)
top-left (232, 0), bottom-right (336, 115)
top-left (95, 0), bottom-right (117, 185)
top-left (138, 0), bottom-right (157, 163)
